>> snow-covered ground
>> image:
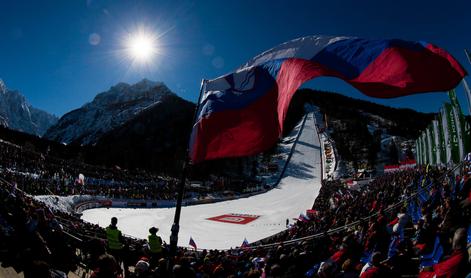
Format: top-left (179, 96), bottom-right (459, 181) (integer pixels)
top-left (81, 113), bottom-right (322, 250)
top-left (259, 115), bottom-right (306, 187)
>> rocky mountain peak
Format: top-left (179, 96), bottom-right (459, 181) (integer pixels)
top-left (44, 79), bottom-right (179, 145)
top-left (0, 79), bottom-right (58, 136)
top-left (0, 79), bottom-right (7, 94)
top-left (90, 79), bottom-right (172, 108)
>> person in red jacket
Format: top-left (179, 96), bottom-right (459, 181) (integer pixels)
top-left (360, 252), bottom-right (393, 278)
top-left (420, 228), bottom-right (469, 278)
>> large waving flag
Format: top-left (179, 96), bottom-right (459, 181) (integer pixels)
top-left (190, 36), bottom-right (466, 163)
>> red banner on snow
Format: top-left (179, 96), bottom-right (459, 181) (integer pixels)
top-left (207, 213), bottom-right (260, 225)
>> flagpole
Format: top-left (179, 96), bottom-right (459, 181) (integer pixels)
top-left (464, 49), bottom-right (471, 116)
top-left (465, 49), bottom-right (471, 65)
top-left (169, 78), bottom-right (206, 260)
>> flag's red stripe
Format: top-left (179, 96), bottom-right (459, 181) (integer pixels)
top-left (275, 58), bottom-right (341, 132)
top-left (350, 46), bottom-right (466, 98)
top-left (191, 86), bottom-right (280, 163)
top-left (190, 43), bottom-right (466, 163)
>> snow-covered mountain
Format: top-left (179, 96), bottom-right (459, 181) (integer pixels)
top-left (0, 79), bottom-right (58, 136)
top-left (44, 79), bottom-right (176, 145)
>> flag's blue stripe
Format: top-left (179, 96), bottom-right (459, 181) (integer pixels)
top-left (263, 59), bottom-right (284, 78)
top-left (196, 38), bottom-right (428, 120)
top-left (197, 61), bottom-right (283, 119)
top-left (312, 38), bottom-right (426, 79)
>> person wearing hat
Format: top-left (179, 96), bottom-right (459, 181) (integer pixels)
top-left (147, 226), bottom-right (163, 268)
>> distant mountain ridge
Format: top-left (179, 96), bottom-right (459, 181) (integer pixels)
top-left (92, 93), bottom-right (195, 172)
top-left (44, 79), bottom-right (176, 145)
top-left (0, 79), bottom-right (58, 136)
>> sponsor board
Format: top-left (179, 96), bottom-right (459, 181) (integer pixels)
top-left (207, 213), bottom-right (260, 225)
top-left (127, 201), bottom-right (146, 208)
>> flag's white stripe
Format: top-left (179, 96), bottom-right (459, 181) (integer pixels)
top-left (241, 36), bottom-right (351, 69)
top-left (201, 36), bottom-right (352, 105)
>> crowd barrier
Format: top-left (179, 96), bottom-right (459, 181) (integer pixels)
top-left (246, 162), bottom-right (463, 251)
top-left (74, 199), bottom-right (112, 214)
top-left (0, 161), bottom-right (464, 259)
top-left (1, 146), bottom-right (465, 256)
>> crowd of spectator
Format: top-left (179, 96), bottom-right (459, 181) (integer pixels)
top-left (0, 159), bottom-right (469, 277)
top-left (0, 140), bottom-right (263, 201)
top-left (1, 137), bottom-right (471, 277)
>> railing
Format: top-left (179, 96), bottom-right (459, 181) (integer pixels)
top-left (0, 161), bottom-right (464, 256)
top-left (244, 162), bottom-right (463, 250)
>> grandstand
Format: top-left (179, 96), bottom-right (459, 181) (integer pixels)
top-left (4, 1), bottom-right (471, 276)
top-left (0, 111), bottom-right (470, 277)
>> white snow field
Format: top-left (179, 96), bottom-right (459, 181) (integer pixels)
top-left (81, 113), bottom-right (322, 250)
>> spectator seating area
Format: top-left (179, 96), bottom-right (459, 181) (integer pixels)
top-left (0, 139), bottom-right (470, 277)
top-left (0, 140), bottom-right (263, 202)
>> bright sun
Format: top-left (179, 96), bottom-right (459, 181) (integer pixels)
top-left (126, 31), bottom-right (158, 63)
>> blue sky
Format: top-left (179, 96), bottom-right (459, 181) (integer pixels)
top-left (0, 0), bottom-right (470, 116)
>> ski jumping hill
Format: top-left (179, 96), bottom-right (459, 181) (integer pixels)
top-left (81, 112), bottom-right (322, 249)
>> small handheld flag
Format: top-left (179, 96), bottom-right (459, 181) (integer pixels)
top-left (189, 237), bottom-right (197, 250)
top-left (241, 238), bottom-right (250, 248)
top-left (465, 152), bottom-right (471, 162)
top-left (298, 213), bottom-right (310, 223)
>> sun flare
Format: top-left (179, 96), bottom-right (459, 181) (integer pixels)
top-left (125, 30), bottom-right (158, 63)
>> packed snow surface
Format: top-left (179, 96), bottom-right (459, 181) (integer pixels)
top-left (35, 195), bottom-right (99, 213)
top-left (81, 113), bottom-right (322, 249)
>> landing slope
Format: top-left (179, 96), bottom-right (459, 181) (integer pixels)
top-left (81, 113), bottom-right (322, 249)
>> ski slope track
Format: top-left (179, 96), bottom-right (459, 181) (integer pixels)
top-left (81, 113), bottom-right (322, 250)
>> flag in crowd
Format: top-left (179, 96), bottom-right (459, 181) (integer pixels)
top-left (241, 238), bottom-right (250, 248)
top-left (298, 213), bottom-right (310, 223)
top-left (75, 173), bottom-right (85, 186)
top-left (432, 120), bottom-right (441, 165)
top-left (440, 106), bottom-right (452, 164)
top-left (426, 125), bottom-right (435, 165)
top-left (407, 199), bottom-right (422, 224)
top-left (189, 237), bottom-right (197, 250)
top-left (465, 152), bottom-right (471, 162)
top-left (437, 113), bottom-right (447, 165)
top-left (448, 90), bottom-right (466, 160)
top-left (189, 35), bottom-right (466, 163)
